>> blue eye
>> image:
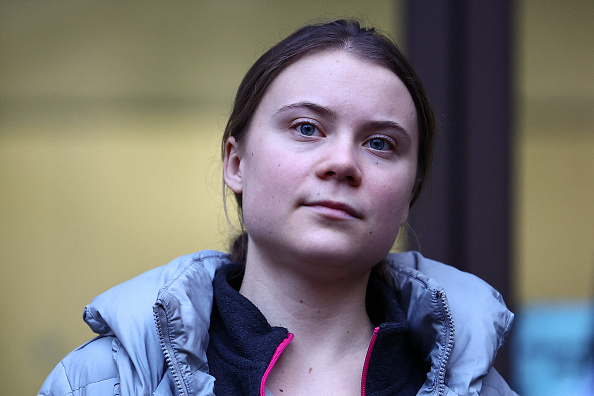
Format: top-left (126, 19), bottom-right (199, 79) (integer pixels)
top-left (368, 138), bottom-right (386, 150)
top-left (298, 123), bottom-right (317, 136)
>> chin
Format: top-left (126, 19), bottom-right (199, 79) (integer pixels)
top-left (289, 242), bottom-right (388, 273)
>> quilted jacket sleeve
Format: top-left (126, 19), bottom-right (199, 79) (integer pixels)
top-left (480, 368), bottom-right (519, 396)
top-left (38, 336), bottom-right (119, 396)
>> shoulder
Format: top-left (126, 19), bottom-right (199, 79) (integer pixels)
top-left (386, 250), bottom-right (514, 346)
top-left (480, 368), bottom-right (519, 395)
top-left (387, 250), bottom-right (504, 297)
top-left (84, 250), bottom-right (230, 336)
top-left (38, 336), bottom-right (118, 396)
top-left (384, 251), bottom-right (516, 395)
top-left (39, 250), bottom-right (231, 396)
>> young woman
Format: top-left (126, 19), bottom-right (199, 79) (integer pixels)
top-left (39, 20), bottom-right (517, 396)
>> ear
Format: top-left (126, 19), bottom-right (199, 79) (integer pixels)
top-left (223, 136), bottom-right (244, 194)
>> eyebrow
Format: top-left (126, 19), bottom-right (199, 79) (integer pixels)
top-left (273, 101), bottom-right (337, 118)
top-left (366, 120), bottom-right (411, 141)
top-left (273, 101), bottom-right (411, 141)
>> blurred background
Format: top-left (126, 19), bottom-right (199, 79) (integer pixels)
top-left (0, 1), bottom-right (592, 395)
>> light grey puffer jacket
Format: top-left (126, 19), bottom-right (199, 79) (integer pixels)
top-left (38, 250), bottom-right (518, 396)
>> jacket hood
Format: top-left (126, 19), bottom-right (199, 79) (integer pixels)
top-left (81, 250), bottom-right (513, 396)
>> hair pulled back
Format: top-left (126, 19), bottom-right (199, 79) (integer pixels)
top-left (222, 19), bottom-right (435, 263)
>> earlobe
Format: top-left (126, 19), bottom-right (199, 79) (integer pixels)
top-left (223, 136), bottom-right (244, 194)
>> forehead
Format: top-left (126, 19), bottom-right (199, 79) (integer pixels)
top-left (256, 50), bottom-right (418, 133)
top-left (270, 50), bottom-right (402, 95)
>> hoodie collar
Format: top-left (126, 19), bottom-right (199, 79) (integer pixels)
top-left (208, 264), bottom-right (427, 395)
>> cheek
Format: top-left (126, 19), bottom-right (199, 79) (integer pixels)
top-left (382, 193), bottom-right (410, 229)
top-left (244, 154), bottom-right (295, 192)
top-left (374, 174), bottom-right (415, 227)
top-left (240, 153), bottom-right (294, 215)
top-left (371, 189), bottom-right (411, 254)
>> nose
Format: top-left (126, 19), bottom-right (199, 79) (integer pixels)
top-left (315, 140), bottom-right (362, 186)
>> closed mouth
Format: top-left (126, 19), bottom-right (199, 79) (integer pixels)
top-left (303, 200), bottom-right (362, 219)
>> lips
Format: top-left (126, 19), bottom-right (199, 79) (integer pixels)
top-left (303, 200), bottom-right (363, 219)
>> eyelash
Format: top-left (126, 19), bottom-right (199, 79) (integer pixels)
top-left (289, 120), bottom-right (398, 154)
top-left (291, 120), bottom-right (323, 137)
top-left (364, 135), bottom-right (397, 152)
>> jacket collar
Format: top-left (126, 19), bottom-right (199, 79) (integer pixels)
top-left (84, 250), bottom-right (228, 395)
top-left (82, 250), bottom-right (513, 396)
top-left (386, 251), bottom-right (514, 395)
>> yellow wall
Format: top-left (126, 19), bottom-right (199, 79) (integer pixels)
top-left (514, 0), bottom-right (594, 302)
top-left (0, 1), bottom-right (402, 394)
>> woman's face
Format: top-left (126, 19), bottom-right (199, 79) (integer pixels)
top-left (224, 50), bottom-right (419, 274)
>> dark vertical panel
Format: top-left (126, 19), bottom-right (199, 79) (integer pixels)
top-left (404, 0), bottom-right (513, 379)
top-left (404, 2), bottom-right (456, 264)
top-left (463, 2), bottom-right (513, 299)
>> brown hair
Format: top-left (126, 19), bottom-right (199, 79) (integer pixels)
top-left (222, 19), bottom-right (436, 263)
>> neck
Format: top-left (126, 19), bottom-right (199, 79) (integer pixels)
top-left (239, 246), bottom-right (377, 395)
top-left (239, 246), bottom-right (375, 354)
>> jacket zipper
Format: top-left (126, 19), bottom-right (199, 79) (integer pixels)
top-left (434, 290), bottom-right (455, 396)
top-left (151, 291), bottom-right (454, 396)
top-left (260, 333), bottom-right (295, 396)
top-left (360, 326), bottom-right (380, 396)
top-left (154, 303), bottom-right (190, 396)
